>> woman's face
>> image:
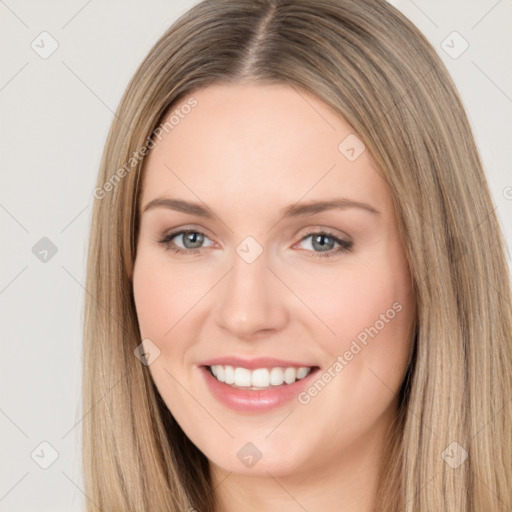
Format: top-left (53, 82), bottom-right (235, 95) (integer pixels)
top-left (133, 83), bottom-right (415, 479)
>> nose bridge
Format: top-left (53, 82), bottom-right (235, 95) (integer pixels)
top-left (215, 242), bottom-right (288, 338)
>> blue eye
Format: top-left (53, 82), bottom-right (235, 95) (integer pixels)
top-left (158, 229), bottom-right (353, 258)
top-left (296, 231), bottom-right (353, 258)
top-left (158, 230), bottom-right (214, 255)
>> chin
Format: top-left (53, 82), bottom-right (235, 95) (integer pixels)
top-left (202, 436), bottom-right (310, 478)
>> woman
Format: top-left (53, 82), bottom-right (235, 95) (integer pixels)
top-left (83, 0), bottom-right (512, 510)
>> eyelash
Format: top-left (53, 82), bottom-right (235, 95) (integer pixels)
top-left (157, 229), bottom-right (353, 259)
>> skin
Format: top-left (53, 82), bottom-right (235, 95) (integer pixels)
top-left (132, 83), bottom-right (415, 512)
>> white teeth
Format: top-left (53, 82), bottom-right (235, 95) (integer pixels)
top-left (224, 365), bottom-right (235, 384)
top-left (234, 367), bottom-right (252, 387)
top-left (251, 368), bottom-right (269, 387)
top-left (296, 367), bottom-right (309, 379)
top-left (215, 365), bottom-right (225, 382)
top-left (209, 365), bottom-right (312, 388)
top-left (284, 367), bottom-right (296, 384)
top-left (270, 367), bottom-right (284, 386)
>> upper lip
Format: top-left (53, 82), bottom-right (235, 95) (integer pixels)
top-left (199, 356), bottom-right (318, 370)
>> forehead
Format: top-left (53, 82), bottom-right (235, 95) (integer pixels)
top-left (140, 83), bottom-right (390, 217)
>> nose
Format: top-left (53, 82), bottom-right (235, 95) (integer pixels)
top-left (214, 246), bottom-right (289, 340)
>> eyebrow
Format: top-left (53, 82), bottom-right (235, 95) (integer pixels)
top-left (142, 197), bottom-right (380, 218)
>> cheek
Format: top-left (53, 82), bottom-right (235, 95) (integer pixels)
top-left (296, 247), bottom-right (414, 381)
top-left (133, 260), bottom-right (173, 340)
top-left (132, 253), bottom-right (219, 446)
top-left (132, 251), bottom-right (208, 340)
top-left (297, 265), bottom-right (411, 334)
top-left (290, 257), bottom-right (414, 441)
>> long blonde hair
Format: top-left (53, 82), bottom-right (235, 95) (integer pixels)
top-left (83, 0), bottom-right (512, 510)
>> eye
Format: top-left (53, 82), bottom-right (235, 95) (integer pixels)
top-left (157, 229), bottom-right (214, 255)
top-left (157, 228), bottom-right (353, 258)
top-left (295, 231), bottom-right (353, 258)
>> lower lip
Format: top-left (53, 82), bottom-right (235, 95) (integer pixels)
top-left (199, 366), bottom-right (319, 413)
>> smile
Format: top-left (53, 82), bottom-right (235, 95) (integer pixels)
top-left (199, 358), bottom-right (320, 413)
top-left (208, 365), bottom-right (313, 389)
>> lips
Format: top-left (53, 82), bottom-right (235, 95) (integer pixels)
top-left (198, 356), bottom-right (320, 413)
top-left (199, 356), bottom-right (317, 370)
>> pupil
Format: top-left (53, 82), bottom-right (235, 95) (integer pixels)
top-left (185, 232), bottom-right (203, 248)
top-left (313, 234), bottom-right (333, 251)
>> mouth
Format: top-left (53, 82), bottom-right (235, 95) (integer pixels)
top-left (207, 364), bottom-right (315, 390)
top-left (198, 358), bottom-right (320, 413)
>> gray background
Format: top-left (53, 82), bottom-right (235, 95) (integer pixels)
top-left (1, 1), bottom-right (510, 510)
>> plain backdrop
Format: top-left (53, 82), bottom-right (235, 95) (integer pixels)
top-left (0, 1), bottom-right (511, 510)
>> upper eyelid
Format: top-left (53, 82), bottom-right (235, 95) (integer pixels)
top-left (162, 228), bottom-right (215, 244)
